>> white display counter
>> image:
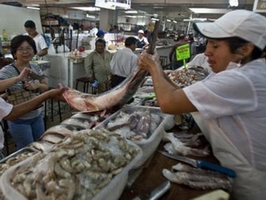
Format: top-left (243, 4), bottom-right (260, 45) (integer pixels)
top-left (44, 45), bottom-right (173, 90)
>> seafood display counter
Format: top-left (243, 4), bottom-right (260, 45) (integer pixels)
top-left (119, 126), bottom-right (228, 200)
top-left (0, 108), bottom-right (231, 200)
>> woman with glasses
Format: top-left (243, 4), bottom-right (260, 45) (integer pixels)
top-left (0, 35), bottom-right (48, 150)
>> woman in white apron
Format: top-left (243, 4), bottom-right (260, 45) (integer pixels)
top-left (138, 10), bottom-right (266, 200)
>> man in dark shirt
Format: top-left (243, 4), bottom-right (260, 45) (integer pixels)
top-left (169, 34), bottom-right (190, 70)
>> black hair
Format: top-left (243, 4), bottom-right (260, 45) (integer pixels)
top-left (125, 37), bottom-right (137, 47)
top-left (24, 20), bottom-right (36, 28)
top-left (95, 38), bottom-right (106, 46)
top-left (193, 23), bottom-right (263, 60)
top-left (179, 34), bottom-right (185, 40)
top-left (209, 37), bottom-right (262, 60)
top-left (11, 35), bottom-right (37, 59)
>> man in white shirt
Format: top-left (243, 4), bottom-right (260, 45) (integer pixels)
top-left (24, 20), bottom-right (48, 58)
top-left (110, 37), bottom-right (138, 88)
top-left (90, 23), bottom-right (99, 37)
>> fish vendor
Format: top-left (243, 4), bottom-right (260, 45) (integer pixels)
top-left (138, 10), bottom-right (266, 200)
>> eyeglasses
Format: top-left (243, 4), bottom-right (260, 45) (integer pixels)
top-left (17, 47), bottom-right (33, 52)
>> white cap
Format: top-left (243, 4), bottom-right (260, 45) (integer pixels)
top-left (193, 10), bottom-right (266, 50)
top-left (138, 30), bottom-right (144, 34)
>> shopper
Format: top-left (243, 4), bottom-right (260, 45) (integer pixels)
top-left (0, 35), bottom-right (49, 150)
top-left (85, 39), bottom-right (112, 93)
top-left (138, 10), bottom-right (266, 200)
top-left (0, 69), bottom-right (67, 158)
top-left (24, 20), bottom-right (48, 58)
top-left (169, 33), bottom-right (190, 70)
top-left (89, 23), bottom-right (98, 37)
top-left (136, 30), bottom-right (149, 49)
top-left (110, 37), bottom-right (138, 88)
top-left (96, 30), bottom-right (106, 39)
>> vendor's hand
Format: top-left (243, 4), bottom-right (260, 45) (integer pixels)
top-left (18, 68), bottom-right (32, 82)
top-left (138, 51), bottom-right (160, 72)
top-left (88, 77), bottom-right (95, 83)
top-left (24, 81), bottom-right (38, 90)
top-left (49, 87), bottom-right (68, 101)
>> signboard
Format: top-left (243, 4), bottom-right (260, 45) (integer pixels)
top-left (253, 0), bottom-right (266, 13)
top-left (95, 0), bottom-right (131, 10)
top-left (176, 43), bottom-right (190, 61)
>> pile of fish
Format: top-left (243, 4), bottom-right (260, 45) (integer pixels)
top-left (162, 132), bottom-right (210, 157)
top-left (168, 66), bottom-right (209, 88)
top-left (163, 163), bottom-right (232, 191)
top-left (8, 129), bottom-right (140, 200)
top-left (31, 111), bottom-right (112, 151)
top-left (99, 109), bottom-right (163, 141)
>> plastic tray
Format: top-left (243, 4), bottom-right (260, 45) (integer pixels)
top-left (0, 146), bottom-right (37, 164)
top-left (95, 105), bottom-right (168, 167)
top-left (0, 141), bottom-right (142, 200)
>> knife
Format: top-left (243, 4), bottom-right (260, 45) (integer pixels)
top-left (158, 150), bottom-right (236, 178)
top-left (132, 180), bottom-right (171, 200)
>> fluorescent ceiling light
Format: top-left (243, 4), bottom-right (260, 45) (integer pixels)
top-left (125, 15), bottom-right (137, 18)
top-left (86, 14), bottom-right (96, 18)
top-left (229, 0), bottom-right (239, 7)
top-left (136, 22), bottom-right (145, 26)
top-left (183, 18), bottom-right (212, 22)
top-left (72, 7), bottom-right (100, 11)
top-left (151, 18), bottom-right (159, 21)
top-left (125, 10), bottom-right (138, 14)
top-left (189, 8), bottom-right (231, 14)
top-left (26, 6), bottom-right (40, 10)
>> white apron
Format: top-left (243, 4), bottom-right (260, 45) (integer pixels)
top-left (191, 112), bottom-right (266, 200)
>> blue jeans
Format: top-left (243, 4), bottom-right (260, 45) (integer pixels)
top-left (7, 114), bottom-right (45, 150)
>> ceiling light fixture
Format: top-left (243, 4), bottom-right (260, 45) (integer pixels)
top-left (183, 18), bottom-right (208, 22)
top-left (86, 14), bottom-right (96, 18)
top-left (26, 6), bottom-right (40, 10)
top-left (72, 7), bottom-right (100, 12)
top-left (151, 17), bottom-right (159, 21)
top-left (189, 8), bottom-right (231, 14)
top-left (125, 10), bottom-right (138, 14)
top-left (229, 0), bottom-right (239, 7)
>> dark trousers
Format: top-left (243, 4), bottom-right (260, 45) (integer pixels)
top-left (111, 74), bottom-right (126, 88)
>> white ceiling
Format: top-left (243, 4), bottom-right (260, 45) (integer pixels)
top-left (0, 0), bottom-right (259, 21)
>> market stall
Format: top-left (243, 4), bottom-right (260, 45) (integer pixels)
top-left (0, 21), bottom-right (232, 200)
top-left (0, 65), bottom-right (233, 200)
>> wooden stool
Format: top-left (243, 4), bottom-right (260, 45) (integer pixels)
top-left (75, 77), bottom-right (91, 93)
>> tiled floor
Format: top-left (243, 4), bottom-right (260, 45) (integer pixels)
top-left (2, 101), bottom-right (75, 157)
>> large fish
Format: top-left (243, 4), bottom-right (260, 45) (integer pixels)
top-left (62, 21), bottom-right (161, 112)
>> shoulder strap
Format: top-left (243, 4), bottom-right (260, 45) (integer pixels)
top-left (10, 64), bottom-right (20, 75)
top-left (10, 64), bottom-right (27, 84)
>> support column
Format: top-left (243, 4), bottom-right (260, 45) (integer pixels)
top-left (99, 9), bottom-right (109, 30)
top-left (99, 9), bottom-right (118, 31)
